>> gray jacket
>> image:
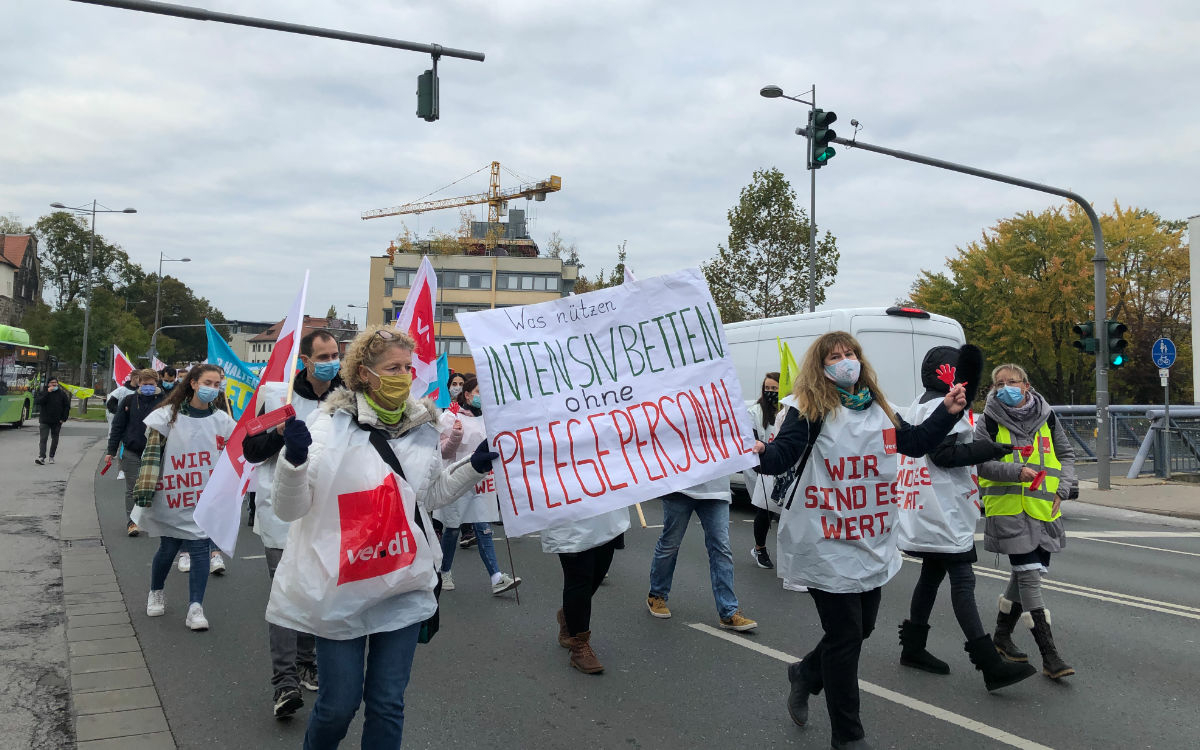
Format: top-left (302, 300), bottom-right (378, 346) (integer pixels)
top-left (974, 389), bottom-right (1075, 555)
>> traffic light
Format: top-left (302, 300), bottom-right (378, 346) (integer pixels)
top-left (1106, 320), bottom-right (1128, 368)
top-left (808, 109), bottom-right (837, 169)
top-left (416, 68), bottom-right (439, 122)
top-left (1072, 322), bottom-right (1097, 355)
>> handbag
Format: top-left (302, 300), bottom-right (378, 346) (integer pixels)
top-left (359, 423), bottom-right (442, 644)
top-left (770, 417), bottom-right (822, 511)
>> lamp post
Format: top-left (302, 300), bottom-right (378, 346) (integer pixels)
top-left (760, 84), bottom-right (818, 313)
top-left (150, 252), bottom-right (192, 361)
top-left (346, 303), bottom-right (369, 327)
top-left (49, 200), bottom-right (136, 409)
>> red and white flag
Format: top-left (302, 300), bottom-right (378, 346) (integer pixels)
top-left (195, 271), bottom-right (310, 555)
top-left (152, 356), bottom-right (166, 371)
top-left (394, 255), bottom-right (438, 396)
top-left (112, 345), bottom-right (134, 386)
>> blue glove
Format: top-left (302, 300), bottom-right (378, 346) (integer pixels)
top-left (470, 439), bottom-right (498, 474)
top-left (282, 418), bottom-right (312, 466)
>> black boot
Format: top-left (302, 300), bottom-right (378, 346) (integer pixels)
top-left (786, 660), bottom-right (819, 727)
top-left (1025, 608), bottom-right (1075, 679)
top-left (964, 634), bottom-right (1037, 691)
top-left (993, 596), bottom-right (1029, 662)
top-left (898, 620), bottom-right (950, 675)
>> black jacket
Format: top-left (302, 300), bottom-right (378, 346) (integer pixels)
top-left (107, 391), bottom-right (162, 456)
top-left (35, 387), bottom-right (72, 425)
top-left (242, 372), bottom-right (342, 463)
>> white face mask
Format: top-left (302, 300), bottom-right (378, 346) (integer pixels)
top-left (449, 385), bottom-right (463, 398)
top-left (824, 359), bottom-right (861, 389)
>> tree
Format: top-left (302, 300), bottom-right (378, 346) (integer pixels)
top-left (702, 168), bottom-right (839, 323)
top-left (909, 202), bottom-right (1190, 405)
top-left (123, 274), bottom-right (226, 361)
top-left (35, 212), bottom-right (138, 309)
top-left (0, 213), bottom-right (30, 234)
top-left (577, 241), bottom-right (628, 294)
top-left (326, 305), bottom-right (338, 318)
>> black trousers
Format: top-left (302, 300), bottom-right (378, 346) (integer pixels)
top-left (797, 587), bottom-right (883, 745)
top-left (38, 422), bottom-right (62, 458)
top-left (557, 535), bottom-right (621, 636)
top-left (909, 558), bottom-right (986, 640)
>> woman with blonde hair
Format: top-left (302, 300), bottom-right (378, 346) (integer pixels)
top-left (267, 325), bottom-right (496, 748)
top-left (752, 331), bottom-right (966, 750)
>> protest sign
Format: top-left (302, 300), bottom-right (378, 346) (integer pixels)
top-left (458, 268), bottom-right (758, 537)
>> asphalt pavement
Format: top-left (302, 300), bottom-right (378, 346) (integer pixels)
top-left (88, 463), bottom-right (1200, 750)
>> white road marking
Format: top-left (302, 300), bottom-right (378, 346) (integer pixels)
top-left (973, 531), bottom-right (1200, 541)
top-left (1072, 535), bottom-right (1200, 558)
top-left (689, 623), bottom-right (1054, 750)
top-left (241, 554), bottom-right (265, 560)
top-left (968, 565), bottom-right (1200, 620)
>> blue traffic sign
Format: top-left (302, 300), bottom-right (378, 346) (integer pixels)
top-left (1152, 338), bottom-right (1176, 368)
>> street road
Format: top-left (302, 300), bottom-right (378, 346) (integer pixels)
top-left (93, 466), bottom-right (1200, 749)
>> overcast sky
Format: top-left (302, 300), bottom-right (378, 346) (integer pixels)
top-left (3, 0), bottom-right (1196, 324)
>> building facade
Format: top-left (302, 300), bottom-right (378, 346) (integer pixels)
top-left (246, 315), bottom-right (359, 364)
top-left (367, 251), bottom-right (579, 375)
top-left (0, 234), bottom-right (42, 326)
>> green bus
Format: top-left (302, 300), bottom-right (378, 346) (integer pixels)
top-left (0, 325), bottom-right (50, 427)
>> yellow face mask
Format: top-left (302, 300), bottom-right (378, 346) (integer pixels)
top-left (366, 367), bottom-right (412, 410)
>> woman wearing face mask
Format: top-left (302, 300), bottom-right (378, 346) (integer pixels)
top-left (447, 372), bottom-right (466, 401)
top-left (132, 364), bottom-right (235, 631)
top-left (434, 376), bottom-right (521, 596)
top-left (752, 332), bottom-right (966, 750)
top-left (267, 326), bottom-right (496, 748)
top-left (975, 364), bottom-right (1076, 681)
top-left (746, 372), bottom-right (782, 570)
top-left (445, 372), bottom-right (479, 550)
top-left (106, 369), bottom-right (163, 537)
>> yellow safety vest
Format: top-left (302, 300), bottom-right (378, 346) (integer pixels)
top-left (978, 421), bottom-right (1062, 522)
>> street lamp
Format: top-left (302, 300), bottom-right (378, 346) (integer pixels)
top-left (49, 200), bottom-right (136, 408)
top-left (150, 252), bottom-right (192, 361)
top-left (759, 84), bottom-right (819, 312)
top-left (346, 303), bottom-right (369, 326)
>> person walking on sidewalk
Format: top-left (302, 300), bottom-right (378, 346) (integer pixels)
top-left (242, 329), bottom-right (342, 719)
top-left (753, 331), bottom-right (966, 750)
top-left (266, 326), bottom-right (495, 748)
top-left (105, 369), bottom-right (163, 536)
top-left (746, 371), bottom-right (781, 570)
top-left (544, 507), bottom-right (630, 674)
top-left (646, 477), bottom-right (758, 633)
top-left (435, 377), bottom-right (520, 596)
top-left (976, 363), bottom-right (1077, 681)
top-left (132, 364), bottom-right (235, 632)
top-left (894, 346), bottom-right (1037, 692)
top-left (34, 377), bottom-right (71, 465)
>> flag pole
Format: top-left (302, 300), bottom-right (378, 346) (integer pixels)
top-left (635, 502), bottom-right (647, 528)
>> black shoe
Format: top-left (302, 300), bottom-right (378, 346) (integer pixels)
top-left (786, 660), bottom-right (817, 727)
top-left (751, 546), bottom-right (775, 569)
top-left (964, 634), bottom-right (1037, 691)
top-left (1025, 608), bottom-right (1075, 680)
top-left (298, 663), bottom-right (319, 692)
top-left (35, 457), bottom-right (45, 465)
top-left (898, 620), bottom-right (950, 675)
top-left (994, 596), bottom-right (1029, 662)
top-left (831, 739), bottom-right (875, 749)
top-left (273, 687), bottom-right (303, 718)
top-left (459, 534), bottom-right (478, 549)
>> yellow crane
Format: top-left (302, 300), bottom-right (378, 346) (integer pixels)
top-left (361, 161), bottom-right (561, 223)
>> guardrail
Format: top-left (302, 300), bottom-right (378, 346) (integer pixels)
top-left (1050, 405), bottom-right (1200, 477)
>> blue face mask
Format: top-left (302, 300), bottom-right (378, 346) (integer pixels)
top-left (139, 384), bottom-right (157, 396)
top-left (162, 381), bottom-right (175, 390)
top-left (470, 395), bottom-right (482, 409)
top-left (312, 359), bottom-right (341, 382)
top-left (196, 385), bottom-right (221, 404)
top-left (996, 385), bottom-right (1025, 406)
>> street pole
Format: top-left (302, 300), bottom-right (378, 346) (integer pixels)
top-left (798, 129), bottom-right (1113, 489)
top-left (808, 84), bottom-right (817, 313)
top-left (151, 251), bottom-right (164, 361)
top-left (78, 200), bottom-right (97, 409)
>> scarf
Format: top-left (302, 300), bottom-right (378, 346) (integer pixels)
top-left (364, 392), bottom-right (406, 425)
top-left (837, 386), bottom-right (874, 411)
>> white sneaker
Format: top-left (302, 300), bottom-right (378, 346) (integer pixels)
top-left (47, 457), bottom-right (55, 464)
top-left (492, 573), bottom-right (521, 595)
top-left (117, 470), bottom-right (125, 479)
top-left (177, 552), bottom-right (191, 572)
top-left (209, 553), bottom-right (226, 576)
top-left (146, 590), bottom-right (166, 617)
top-left (440, 571), bottom-right (455, 591)
top-left (782, 579), bottom-right (809, 593)
top-left (185, 603), bottom-right (209, 631)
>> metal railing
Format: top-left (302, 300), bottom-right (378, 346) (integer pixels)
top-left (1050, 405), bottom-right (1200, 477)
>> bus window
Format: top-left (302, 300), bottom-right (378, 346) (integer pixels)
top-left (0, 327), bottom-right (50, 426)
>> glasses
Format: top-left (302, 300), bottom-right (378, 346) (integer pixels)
top-left (374, 328), bottom-right (398, 341)
top-left (995, 378), bottom-right (1025, 387)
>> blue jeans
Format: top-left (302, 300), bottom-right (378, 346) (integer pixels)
top-left (648, 493), bottom-right (739, 619)
top-left (149, 537), bottom-right (210, 605)
top-left (439, 523), bottom-right (500, 578)
top-left (304, 622), bottom-right (421, 750)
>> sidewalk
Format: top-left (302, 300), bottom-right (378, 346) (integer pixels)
top-left (1075, 475), bottom-right (1200, 521)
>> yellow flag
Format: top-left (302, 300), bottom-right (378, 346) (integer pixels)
top-left (59, 383), bottom-right (96, 400)
top-left (777, 338), bottom-right (799, 394)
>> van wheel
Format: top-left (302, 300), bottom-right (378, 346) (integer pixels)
top-left (13, 402), bottom-right (28, 428)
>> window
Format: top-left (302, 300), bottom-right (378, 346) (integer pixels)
top-left (497, 273), bottom-right (559, 292)
top-left (394, 268), bottom-right (491, 290)
top-left (434, 303), bottom-right (488, 322)
top-left (436, 338), bottom-right (471, 357)
top-left (384, 278), bottom-right (394, 296)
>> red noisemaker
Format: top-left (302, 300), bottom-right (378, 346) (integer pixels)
top-left (245, 404), bottom-right (296, 437)
top-left (100, 457), bottom-right (113, 475)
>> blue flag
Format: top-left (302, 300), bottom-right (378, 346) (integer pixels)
top-left (205, 320), bottom-right (261, 419)
top-left (424, 352), bottom-right (451, 408)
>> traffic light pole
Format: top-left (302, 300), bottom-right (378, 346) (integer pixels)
top-left (797, 129), bottom-right (1113, 489)
top-left (808, 84), bottom-right (817, 313)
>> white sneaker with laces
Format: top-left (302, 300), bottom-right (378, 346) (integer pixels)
top-left (440, 571), bottom-right (455, 591)
top-left (185, 602), bottom-right (209, 631)
top-left (177, 552), bottom-right (191, 572)
top-left (47, 457), bottom-right (55, 464)
top-left (492, 573), bottom-right (521, 595)
top-left (209, 553), bottom-right (226, 576)
top-left (146, 590), bottom-right (166, 617)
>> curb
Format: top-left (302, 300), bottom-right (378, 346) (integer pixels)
top-left (59, 440), bottom-right (177, 749)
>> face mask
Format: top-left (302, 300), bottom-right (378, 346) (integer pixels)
top-left (762, 391), bottom-right (779, 407)
top-left (196, 385), bottom-right (221, 404)
top-left (312, 359), bottom-right (341, 382)
top-left (823, 359), bottom-right (861, 389)
top-left (366, 367), bottom-right (411, 410)
top-left (449, 385), bottom-right (463, 398)
top-left (996, 385), bottom-right (1025, 406)
top-left (162, 381), bottom-right (175, 390)
top-left (470, 394), bottom-right (482, 409)
top-left (139, 384), bottom-right (157, 396)
top-left (48, 385), bottom-right (58, 391)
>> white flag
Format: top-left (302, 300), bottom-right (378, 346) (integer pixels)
top-left (394, 255), bottom-right (439, 396)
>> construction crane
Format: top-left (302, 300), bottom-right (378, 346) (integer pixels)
top-left (361, 161), bottom-right (561, 223)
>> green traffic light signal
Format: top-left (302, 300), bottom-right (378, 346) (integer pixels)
top-left (1071, 322), bottom-right (1097, 355)
top-left (809, 109), bottom-right (837, 169)
top-left (1106, 320), bottom-right (1128, 368)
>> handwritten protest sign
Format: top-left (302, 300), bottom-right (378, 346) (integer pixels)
top-left (458, 268), bottom-right (758, 537)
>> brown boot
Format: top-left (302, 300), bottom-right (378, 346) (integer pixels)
top-left (556, 609), bottom-right (571, 648)
top-left (566, 630), bottom-right (604, 674)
